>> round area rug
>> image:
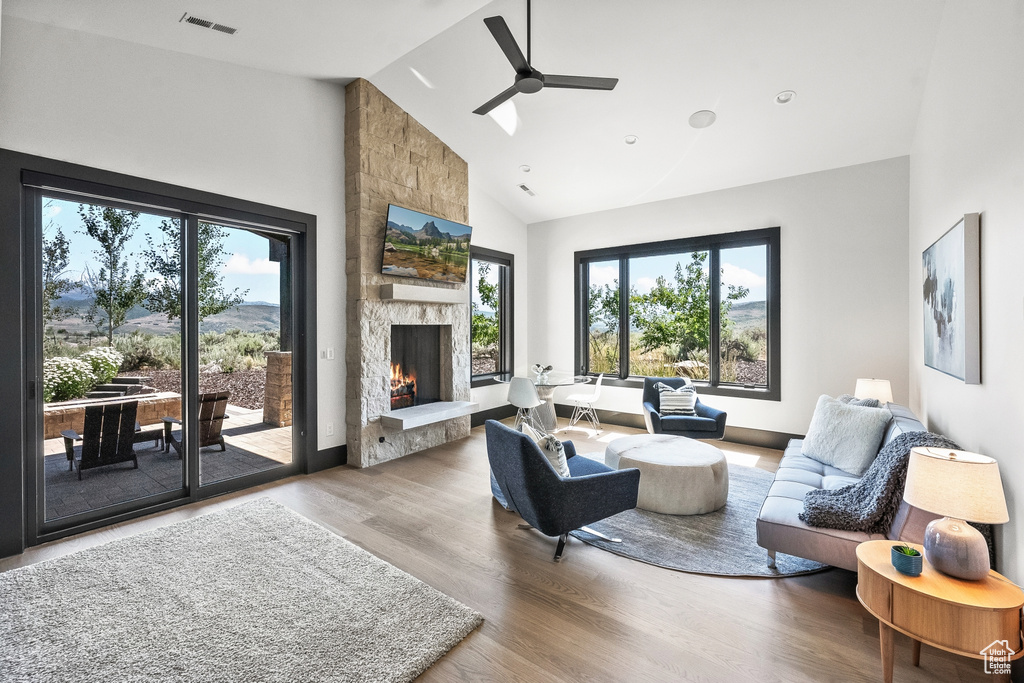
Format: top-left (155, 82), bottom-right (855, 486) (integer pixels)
top-left (569, 460), bottom-right (829, 578)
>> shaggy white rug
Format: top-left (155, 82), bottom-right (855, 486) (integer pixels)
top-left (0, 498), bottom-right (482, 682)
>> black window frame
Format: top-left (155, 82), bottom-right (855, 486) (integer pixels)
top-left (574, 226), bottom-right (781, 401)
top-left (469, 246), bottom-right (514, 387)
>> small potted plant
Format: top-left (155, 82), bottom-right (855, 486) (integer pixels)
top-left (891, 543), bottom-right (923, 577)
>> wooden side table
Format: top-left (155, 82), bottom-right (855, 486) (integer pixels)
top-left (856, 540), bottom-right (1024, 682)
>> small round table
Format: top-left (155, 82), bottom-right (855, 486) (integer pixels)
top-left (856, 540), bottom-right (1024, 683)
top-left (530, 373), bottom-right (590, 432)
top-left (604, 433), bottom-right (728, 515)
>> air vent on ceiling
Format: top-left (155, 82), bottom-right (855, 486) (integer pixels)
top-left (180, 13), bottom-right (238, 35)
top-left (517, 183), bottom-right (536, 197)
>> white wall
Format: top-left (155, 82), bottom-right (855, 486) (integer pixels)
top-left (909, 1), bottom-right (1024, 581)
top-left (468, 181), bottom-right (529, 412)
top-left (0, 16), bottom-right (348, 449)
top-left (528, 157), bottom-right (911, 436)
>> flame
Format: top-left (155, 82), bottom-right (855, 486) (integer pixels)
top-left (390, 362), bottom-right (416, 392)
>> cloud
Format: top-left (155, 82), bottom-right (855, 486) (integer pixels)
top-left (223, 253), bottom-right (279, 275)
top-left (589, 264), bottom-right (619, 288)
top-left (45, 204), bottom-right (62, 218)
top-left (634, 276), bottom-right (657, 294)
top-left (721, 263), bottom-right (766, 290)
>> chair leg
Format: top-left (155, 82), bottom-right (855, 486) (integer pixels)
top-left (554, 533), bottom-right (568, 562)
top-left (568, 402), bottom-right (582, 428)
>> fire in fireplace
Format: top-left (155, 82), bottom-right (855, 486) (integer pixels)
top-left (390, 324), bottom-right (441, 410)
top-left (390, 362), bottom-right (417, 410)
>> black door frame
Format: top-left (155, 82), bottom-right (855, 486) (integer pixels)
top-left (0, 149), bottom-right (317, 554)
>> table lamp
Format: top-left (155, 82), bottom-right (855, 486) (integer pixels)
top-left (903, 447), bottom-right (1008, 580)
top-left (854, 378), bottom-right (893, 404)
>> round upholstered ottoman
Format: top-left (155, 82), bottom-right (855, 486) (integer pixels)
top-left (605, 434), bottom-right (729, 515)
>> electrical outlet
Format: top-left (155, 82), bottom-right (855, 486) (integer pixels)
top-left (326, 422), bottom-right (334, 436)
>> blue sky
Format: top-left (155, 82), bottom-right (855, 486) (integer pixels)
top-left (388, 204), bottom-right (472, 237)
top-left (589, 245), bottom-right (767, 302)
top-left (43, 197), bottom-right (280, 304)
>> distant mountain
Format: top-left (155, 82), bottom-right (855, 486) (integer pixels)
top-left (386, 219), bottom-right (453, 242)
top-left (47, 292), bottom-right (280, 335)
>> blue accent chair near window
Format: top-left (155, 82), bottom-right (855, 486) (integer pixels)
top-left (641, 377), bottom-right (727, 439)
top-left (485, 420), bottom-right (640, 561)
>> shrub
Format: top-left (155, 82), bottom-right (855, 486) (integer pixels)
top-left (43, 357), bottom-right (96, 402)
top-left (80, 346), bottom-right (124, 384)
top-left (114, 331), bottom-right (180, 370)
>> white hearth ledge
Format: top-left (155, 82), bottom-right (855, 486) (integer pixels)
top-left (380, 401), bottom-right (478, 430)
top-left (381, 283), bottom-right (465, 304)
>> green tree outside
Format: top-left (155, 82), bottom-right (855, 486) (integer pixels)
top-left (143, 219), bottom-right (247, 323)
top-left (79, 205), bottom-right (148, 344)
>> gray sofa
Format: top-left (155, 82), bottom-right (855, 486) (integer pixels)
top-left (755, 403), bottom-right (939, 572)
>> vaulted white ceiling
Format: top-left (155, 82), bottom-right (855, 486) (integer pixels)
top-left (2, 0), bottom-right (945, 224)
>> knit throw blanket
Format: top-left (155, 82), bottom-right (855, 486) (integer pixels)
top-left (799, 431), bottom-right (961, 534)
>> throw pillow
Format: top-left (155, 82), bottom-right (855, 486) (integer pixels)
top-left (800, 395), bottom-right (892, 476)
top-left (656, 382), bottom-right (697, 416)
top-left (520, 423), bottom-right (570, 477)
top-left (837, 393), bottom-right (881, 408)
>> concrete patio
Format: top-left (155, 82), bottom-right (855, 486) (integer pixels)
top-left (43, 405), bottom-right (292, 521)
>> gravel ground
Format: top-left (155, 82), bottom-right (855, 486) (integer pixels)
top-left (120, 368), bottom-right (267, 410)
top-left (730, 359), bottom-right (767, 385)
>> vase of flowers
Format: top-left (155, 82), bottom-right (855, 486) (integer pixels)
top-left (532, 363), bottom-right (552, 383)
top-left (891, 543), bottom-right (923, 577)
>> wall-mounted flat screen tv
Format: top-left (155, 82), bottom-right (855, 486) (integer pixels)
top-left (381, 204), bottom-right (472, 283)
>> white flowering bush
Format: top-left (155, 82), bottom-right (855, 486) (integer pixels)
top-left (43, 357), bottom-right (96, 403)
top-left (80, 346), bottom-right (124, 384)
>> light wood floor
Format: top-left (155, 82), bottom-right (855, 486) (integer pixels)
top-left (1, 419), bottom-right (995, 682)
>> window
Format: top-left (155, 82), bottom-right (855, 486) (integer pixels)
top-left (470, 246), bottom-right (514, 385)
top-left (575, 227), bottom-right (780, 400)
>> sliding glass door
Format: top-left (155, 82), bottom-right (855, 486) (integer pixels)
top-left (26, 179), bottom-right (304, 539)
top-left (37, 197), bottom-right (186, 523)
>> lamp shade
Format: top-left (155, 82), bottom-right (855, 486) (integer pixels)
top-left (904, 447), bottom-right (1009, 524)
top-left (854, 378), bottom-right (893, 404)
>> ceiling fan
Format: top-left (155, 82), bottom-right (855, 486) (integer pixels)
top-left (472, 0), bottom-right (618, 116)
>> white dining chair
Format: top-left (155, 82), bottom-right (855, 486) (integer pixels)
top-left (507, 377), bottom-right (544, 433)
top-left (566, 374), bottom-right (603, 431)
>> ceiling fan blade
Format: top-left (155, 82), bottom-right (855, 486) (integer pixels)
top-left (483, 15), bottom-right (530, 73)
top-left (543, 75), bottom-right (619, 91)
top-left (473, 85), bottom-right (519, 116)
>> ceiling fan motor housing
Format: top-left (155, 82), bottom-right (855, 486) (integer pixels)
top-left (515, 70), bottom-right (545, 93)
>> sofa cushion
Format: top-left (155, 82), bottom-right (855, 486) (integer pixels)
top-left (659, 415), bottom-right (718, 432)
top-left (800, 395), bottom-right (891, 476)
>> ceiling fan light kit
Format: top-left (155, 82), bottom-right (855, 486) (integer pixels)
top-left (473, 0), bottom-right (618, 115)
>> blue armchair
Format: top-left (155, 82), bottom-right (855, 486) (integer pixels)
top-left (485, 420), bottom-right (640, 561)
top-left (642, 377), bottom-right (727, 439)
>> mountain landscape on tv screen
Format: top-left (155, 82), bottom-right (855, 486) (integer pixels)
top-left (382, 214), bottom-right (471, 283)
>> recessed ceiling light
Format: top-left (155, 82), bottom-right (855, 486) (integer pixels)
top-left (775, 90), bottom-right (796, 105)
top-left (688, 110), bottom-right (716, 129)
top-left (624, 135), bottom-right (638, 145)
top-left (519, 165), bottom-right (531, 173)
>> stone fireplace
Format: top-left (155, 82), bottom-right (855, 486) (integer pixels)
top-left (344, 79), bottom-right (473, 467)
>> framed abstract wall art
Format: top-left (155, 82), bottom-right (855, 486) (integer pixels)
top-left (922, 212), bottom-right (980, 383)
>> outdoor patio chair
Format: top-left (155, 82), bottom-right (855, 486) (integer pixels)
top-left (62, 400), bottom-right (140, 480)
top-left (162, 391), bottom-right (230, 457)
